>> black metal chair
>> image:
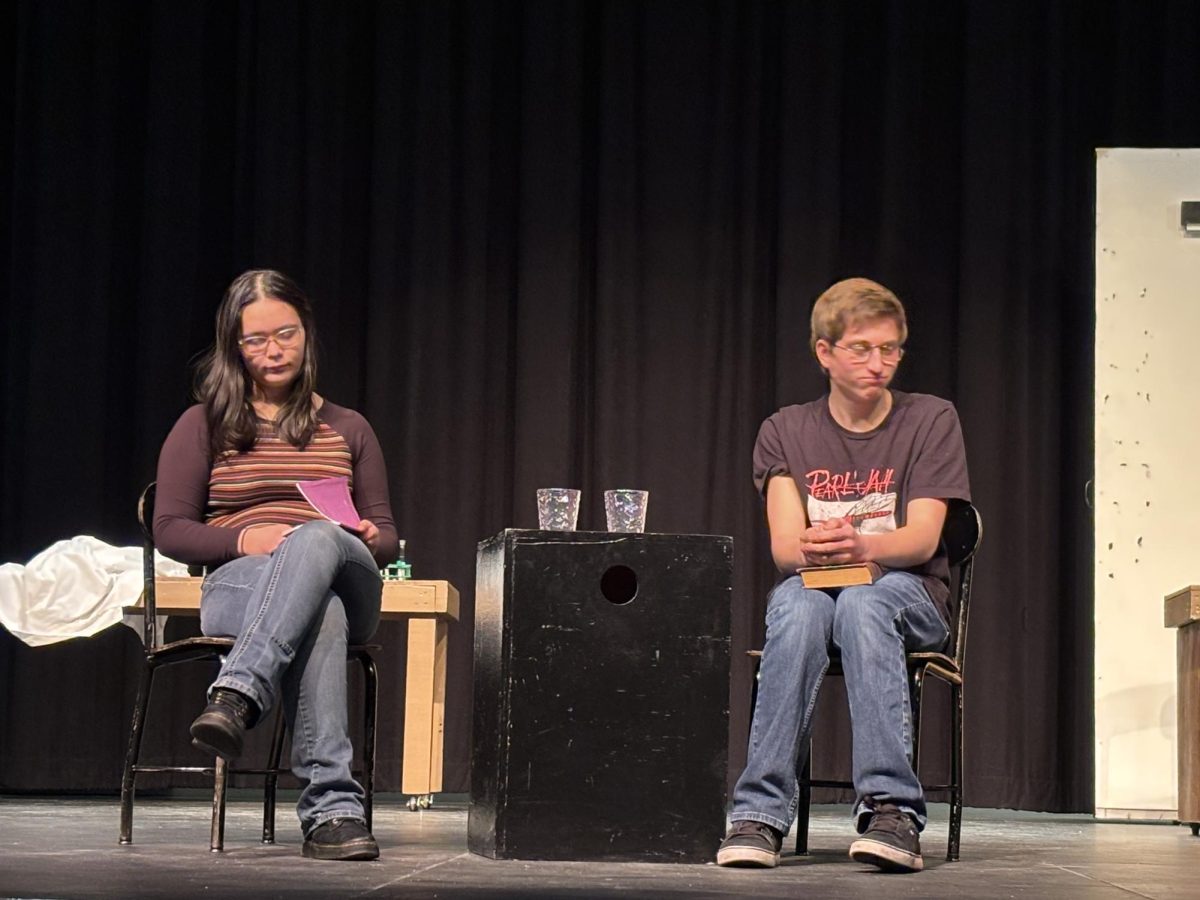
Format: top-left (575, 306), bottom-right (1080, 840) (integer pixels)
top-left (119, 482), bottom-right (379, 851)
top-left (750, 498), bottom-right (982, 862)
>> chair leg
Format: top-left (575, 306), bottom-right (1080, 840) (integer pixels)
top-left (360, 652), bottom-right (379, 831)
top-left (795, 737), bottom-right (812, 856)
top-left (948, 682), bottom-right (963, 861)
top-left (119, 659), bottom-right (156, 845)
top-left (210, 756), bottom-right (228, 852)
top-left (262, 710), bottom-right (287, 844)
top-left (909, 666), bottom-right (925, 776)
top-left (749, 657), bottom-right (760, 720)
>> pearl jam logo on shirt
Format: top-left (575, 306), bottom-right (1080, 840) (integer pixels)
top-left (804, 467), bottom-right (898, 534)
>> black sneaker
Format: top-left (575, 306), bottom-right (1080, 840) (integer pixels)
top-left (849, 804), bottom-right (924, 872)
top-left (716, 820), bottom-right (783, 868)
top-left (189, 688), bottom-right (258, 761)
top-left (302, 817), bottom-right (380, 861)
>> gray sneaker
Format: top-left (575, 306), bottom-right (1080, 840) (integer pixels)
top-left (716, 820), bottom-right (783, 868)
top-left (848, 804), bottom-right (923, 872)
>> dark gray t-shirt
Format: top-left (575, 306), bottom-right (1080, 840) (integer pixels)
top-left (752, 390), bottom-right (970, 624)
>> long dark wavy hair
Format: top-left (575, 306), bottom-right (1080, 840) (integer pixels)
top-left (194, 269), bottom-right (319, 457)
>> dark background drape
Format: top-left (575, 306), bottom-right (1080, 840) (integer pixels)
top-left (3, 0), bottom-right (1199, 813)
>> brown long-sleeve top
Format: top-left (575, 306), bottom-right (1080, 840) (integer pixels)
top-left (154, 401), bottom-right (399, 569)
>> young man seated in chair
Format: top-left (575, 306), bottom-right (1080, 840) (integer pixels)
top-left (717, 277), bottom-right (970, 873)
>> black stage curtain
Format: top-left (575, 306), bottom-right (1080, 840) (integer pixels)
top-left (3, 0), bottom-right (1199, 813)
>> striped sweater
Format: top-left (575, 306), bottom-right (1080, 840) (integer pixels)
top-left (154, 401), bottom-right (399, 568)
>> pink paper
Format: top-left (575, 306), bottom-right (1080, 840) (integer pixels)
top-left (296, 476), bottom-right (361, 529)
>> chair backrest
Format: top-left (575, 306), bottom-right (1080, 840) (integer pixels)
top-left (138, 482), bottom-right (156, 541)
top-left (941, 498), bottom-right (982, 667)
top-left (137, 482), bottom-right (159, 648)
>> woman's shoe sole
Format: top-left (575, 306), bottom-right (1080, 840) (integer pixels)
top-left (188, 718), bottom-right (244, 761)
top-left (302, 840), bottom-right (380, 861)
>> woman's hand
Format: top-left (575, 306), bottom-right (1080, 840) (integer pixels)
top-left (353, 519), bottom-right (380, 556)
top-left (238, 523), bottom-right (294, 556)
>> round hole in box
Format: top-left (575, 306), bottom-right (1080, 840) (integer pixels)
top-left (600, 565), bottom-right (638, 605)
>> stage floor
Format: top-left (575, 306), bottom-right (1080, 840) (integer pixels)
top-left (1, 796), bottom-right (1197, 899)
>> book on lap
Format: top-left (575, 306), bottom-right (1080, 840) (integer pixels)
top-left (797, 562), bottom-right (883, 589)
top-left (296, 476), bottom-right (361, 529)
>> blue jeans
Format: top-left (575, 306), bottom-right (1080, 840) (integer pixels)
top-left (730, 571), bottom-right (949, 834)
top-left (199, 520), bottom-right (382, 837)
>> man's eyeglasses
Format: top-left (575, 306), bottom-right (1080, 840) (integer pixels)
top-left (830, 341), bottom-right (905, 364)
top-left (238, 325), bottom-right (303, 355)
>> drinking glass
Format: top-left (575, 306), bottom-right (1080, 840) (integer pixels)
top-left (537, 488), bottom-right (581, 531)
top-left (604, 489), bottom-right (649, 533)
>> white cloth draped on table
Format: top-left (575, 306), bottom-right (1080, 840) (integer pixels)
top-left (0, 536), bottom-right (187, 647)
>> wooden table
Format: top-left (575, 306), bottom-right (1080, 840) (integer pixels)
top-left (130, 577), bottom-right (459, 808)
top-left (1165, 585), bottom-right (1200, 835)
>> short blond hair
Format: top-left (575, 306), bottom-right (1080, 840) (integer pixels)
top-left (809, 277), bottom-right (908, 358)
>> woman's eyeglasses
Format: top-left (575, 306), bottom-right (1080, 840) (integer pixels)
top-left (238, 325), bottom-right (303, 355)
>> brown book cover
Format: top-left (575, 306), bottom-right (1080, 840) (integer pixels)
top-left (797, 562), bottom-right (883, 589)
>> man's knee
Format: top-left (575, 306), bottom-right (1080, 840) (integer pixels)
top-left (832, 586), bottom-right (894, 636)
top-left (765, 578), bottom-right (834, 644)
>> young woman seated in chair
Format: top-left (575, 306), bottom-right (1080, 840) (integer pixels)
top-left (154, 269), bottom-right (397, 861)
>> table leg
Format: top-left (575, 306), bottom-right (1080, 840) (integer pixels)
top-left (1180, 625), bottom-right (1200, 828)
top-left (402, 617), bottom-right (448, 798)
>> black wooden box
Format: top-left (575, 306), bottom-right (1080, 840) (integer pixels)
top-left (469, 529), bottom-right (732, 863)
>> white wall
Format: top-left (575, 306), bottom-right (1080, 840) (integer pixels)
top-left (1094, 148), bottom-right (1200, 817)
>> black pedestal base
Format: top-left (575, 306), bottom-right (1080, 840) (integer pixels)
top-left (470, 529), bottom-right (733, 863)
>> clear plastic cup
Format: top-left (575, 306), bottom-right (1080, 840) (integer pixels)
top-left (604, 489), bottom-right (649, 533)
top-left (536, 488), bottom-right (581, 531)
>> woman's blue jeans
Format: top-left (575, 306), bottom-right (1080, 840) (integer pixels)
top-left (199, 520), bottom-right (382, 837)
top-left (730, 571), bottom-right (949, 835)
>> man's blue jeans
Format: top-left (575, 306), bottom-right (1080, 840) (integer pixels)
top-left (199, 520), bottom-right (382, 837)
top-left (730, 571), bottom-right (949, 835)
